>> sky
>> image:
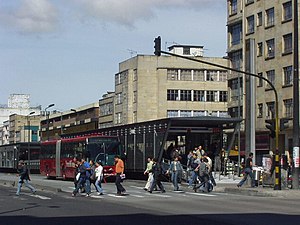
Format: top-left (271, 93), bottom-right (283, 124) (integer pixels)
top-left (0, 0), bottom-right (227, 111)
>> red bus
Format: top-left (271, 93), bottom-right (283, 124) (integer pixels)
top-left (40, 135), bottom-right (123, 179)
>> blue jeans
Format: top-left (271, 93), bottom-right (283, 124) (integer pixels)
top-left (238, 168), bottom-right (255, 187)
top-left (95, 177), bottom-right (103, 193)
top-left (188, 171), bottom-right (198, 186)
top-left (171, 171), bottom-right (179, 190)
top-left (16, 178), bottom-right (36, 195)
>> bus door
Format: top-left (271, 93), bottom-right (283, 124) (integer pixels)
top-left (56, 140), bottom-right (61, 177)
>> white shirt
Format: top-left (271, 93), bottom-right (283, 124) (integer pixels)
top-left (95, 165), bottom-right (103, 180)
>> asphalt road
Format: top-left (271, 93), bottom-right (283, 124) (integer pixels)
top-left (1, 177), bottom-right (300, 225)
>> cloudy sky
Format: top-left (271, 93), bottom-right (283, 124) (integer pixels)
top-left (0, 0), bottom-right (226, 111)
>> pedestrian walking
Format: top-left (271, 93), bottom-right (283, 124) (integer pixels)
top-left (95, 160), bottom-right (104, 195)
top-left (237, 153), bottom-right (255, 188)
top-left (149, 158), bottom-right (165, 193)
top-left (167, 156), bottom-right (183, 191)
top-left (72, 157), bottom-right (90, 197)
top-left (16, 160), bottom-right (36, 196)
top-left (114, 155), bottom-right (126, 195)
top-left (144, 157), bottom-right (154, 191)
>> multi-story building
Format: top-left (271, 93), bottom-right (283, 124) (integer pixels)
top-left (40, 102), bottom-right (99, 141)
top-left (8, 114), bottom-right (41, 144)
top-left (113, 45), bottom-right (229, 126)
top-left (227, 0), bottom-right (295, 158)
top-left (99, 92), bottom-right (115, 129)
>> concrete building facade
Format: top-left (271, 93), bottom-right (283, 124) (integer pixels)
top-left (113, 46), bottom-right (229, 126)
top-left (227, 0), bottom-right (296, 155)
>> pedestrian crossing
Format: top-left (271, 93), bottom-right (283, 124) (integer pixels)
top-left (13, 185), bottom-right (220, 201)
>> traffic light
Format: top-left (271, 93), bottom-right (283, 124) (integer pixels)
top-left (280, 118), bottom-right (289, 131)
top-left (154, 36), bottom-right (161, 56)
top-left (265, 119), bottom-right (275, 138)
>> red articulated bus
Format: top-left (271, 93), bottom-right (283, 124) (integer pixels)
top-left (40, 135), bottom-right (123, 179)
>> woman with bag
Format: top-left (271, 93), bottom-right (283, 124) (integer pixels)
top-left (95, 160), bottom-right (104, 195)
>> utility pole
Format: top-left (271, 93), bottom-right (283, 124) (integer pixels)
top-left (292, 0), bottom-right (299, 189)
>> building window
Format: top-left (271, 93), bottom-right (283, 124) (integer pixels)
top-left (116, 93), bottom-right (122, 104)
top-left (133, 69), bottom-right (137, 81)
top-left (183, 47), bottom-right (190, 55)
top-left (100, 103), bottom-right (113, 116)
top-left (284, 99), bottom-right (293, 118)
top-left (230, 23), bottom-right (242, 46)
top-left (194, 111), bottom-right (206, 117)
top-left (180, 110), bottom-right (192, 117)
top-left (265, 7), bottom-right (275, 27)
top-left (194, 90), bottom-right (205, 102)
top-left (206, 70), bottom-right (218, 81)
top-left (257, 72), bottom-right (263, 87)
top-left (229, 50), bottom-right (243, 70)
top-left (115, 74), bottom-right (121, 85)
top-left (266, 70), bottom-right (275, 88)
top-left (246, 15), bottom-right (255, 34)
top-left (180, 90), bottom-right (192, 101)
top-left (283, 65), bottom-right (293, 86)
top-left (167, 90), bottom-right (179, 101)
top-left (115, 113), bottom-right (122, 124)
top-left (283, 1), bottom-right (292, 22)
top-left (258, 103), bottom-right (263, 118)
top-left (193, 70), bottom-right (205, 81)
top-left (133, 91), bottom-right (137, 103)
top-left (230, 0), bottom-right (237, 15)
top-left (246, 0), bottom-right (254, 5)
top-left (219, 91), bottom-right (227, 102)
top-left (167, 69), bottom-right (179, 80)
top-left (283, 33), bottom-right (293, 54)
top-left (257, 12), bottom-right (262, 26)
top-left (266, 38), bottom-right (275, 59)
top-left (167, 110), bottom-right (179, 118)
top-left (266, 102), bottom-right (275, 119)
top-left (219, 71), bottom-right (227, 82)
top-left (206, 91), bottom-right (215, 102)
top-left (180, 70), bottom-right (192, 81)
top-left (229, 78), bottom-right (242, 101)
top-left (257, 42), bottom-right (263, 57)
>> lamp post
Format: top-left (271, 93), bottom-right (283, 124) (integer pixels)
top-left (45, 104), bottom-right (55, 141)
top-left (71, 109), bottom-right (77, 125)
top-left (27, 111), bottom-right (35, 173)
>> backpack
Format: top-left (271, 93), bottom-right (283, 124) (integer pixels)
top-left (198, 162), bottom-right (208, 177)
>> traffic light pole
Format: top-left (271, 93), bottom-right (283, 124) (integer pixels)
top-left (154, 38), bottom-right (281, 190)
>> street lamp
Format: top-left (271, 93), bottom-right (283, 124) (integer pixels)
top-left (71, 109), bottom-right (77, 126)
top-left (27, 111), bottom-right (35, 173)
top-left (45, 103), bottom-right (55, 141)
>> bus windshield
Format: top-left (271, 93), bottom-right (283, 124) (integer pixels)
top-left (86, 140), bottom-right (121, 166)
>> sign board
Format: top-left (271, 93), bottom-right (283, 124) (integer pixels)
top-left (293, 147), bottom-right (300, 168)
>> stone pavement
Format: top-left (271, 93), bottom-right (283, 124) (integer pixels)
top-left (1, 172), bottom-right (299, 198)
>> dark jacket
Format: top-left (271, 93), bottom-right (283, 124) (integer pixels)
top-left (18, 165), bottom-right (30, 181)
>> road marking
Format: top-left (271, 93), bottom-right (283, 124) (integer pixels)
top-left (186, 192), bottom-right (216, 197)
top-left (90, 195), bottom-right (104, 199)
top-left (130, 194), bottom-right (144, 198)
top-left (107, 194), bottom-right (126, 198)
top-left (130, 185), bottom-right (145, 190)
top-left (23, 193), bottom-right (51, 200)
top-left (145, 193), bottom-right (171, 198)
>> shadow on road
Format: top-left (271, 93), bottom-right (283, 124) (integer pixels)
top-left (2, 213), bottom-right (299, 225)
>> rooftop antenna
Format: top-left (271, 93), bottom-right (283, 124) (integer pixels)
top-left (127, 49), bottom-right (137, 58)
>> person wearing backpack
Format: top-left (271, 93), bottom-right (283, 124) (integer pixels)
top-left (188, 153), bottom-right (201, 187)
top-left (194, 157), bottom-right (210, 192)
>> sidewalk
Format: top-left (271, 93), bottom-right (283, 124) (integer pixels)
top-left (1, 173), bottom-right (299, 198)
